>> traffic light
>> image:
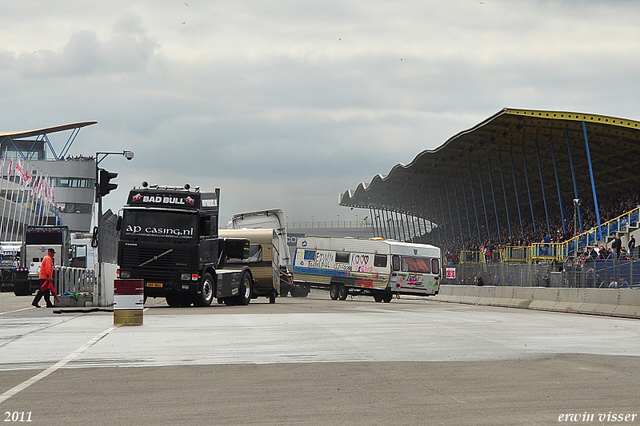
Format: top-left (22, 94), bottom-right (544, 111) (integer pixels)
top-left (98, 168), bottom-right (118, 197)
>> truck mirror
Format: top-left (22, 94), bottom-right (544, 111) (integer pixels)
top-left (201, 217), bottom-right (212, 236)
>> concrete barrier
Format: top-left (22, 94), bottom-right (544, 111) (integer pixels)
top-left (446, 285), bottom-right (468, 304)
top-left (435, 284), bottom-right (454, 302)
top-left (529, 288), bottom-right (559, 311)
top-left (580, 288), bottom-right (619, 316)
top-left (475, 286), bottom-right (496, 306)
top-left (436, 285), bottom-right (640, 319)
top-left (509, 287), bottom-right (536, 309)
top-left (554, 288), bottom-right (585, 313)
top-left (615, 290), bottom-right (640, 318)
top-left (459, 286), bottom-right (481, 305)
top-left (490, 286), bottom-right (515, 307)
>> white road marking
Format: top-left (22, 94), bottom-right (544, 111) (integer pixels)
top-left (0, 324), bottom-right (120, 404)
top-left (0, 307), bottom-right (34, 316)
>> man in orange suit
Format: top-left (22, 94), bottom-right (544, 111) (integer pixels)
top-left (31, 248), bottom-right (56, 308)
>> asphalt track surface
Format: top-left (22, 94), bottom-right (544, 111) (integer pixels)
top-left (0, 290), bottom-right (639, 426)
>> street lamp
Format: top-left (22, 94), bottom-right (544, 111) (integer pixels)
top-left (94, 150), bottom-right (134, 306)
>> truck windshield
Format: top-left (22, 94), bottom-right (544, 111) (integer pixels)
top-left (122, 210), bottom-right (197, 240)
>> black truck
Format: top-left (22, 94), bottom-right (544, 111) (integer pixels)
top-left (117, 183), bottom-right (255, 307)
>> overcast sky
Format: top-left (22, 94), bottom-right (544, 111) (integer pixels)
top-left (1, 0), bottom-right (639, 224)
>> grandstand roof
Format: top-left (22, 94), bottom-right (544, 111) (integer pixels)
top-left (0, 121), bottom-right (97, 139)
top-left (339, 108), bottom-right (640, 242)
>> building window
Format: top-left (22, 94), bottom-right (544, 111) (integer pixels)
top-left (58, 203), bottom-right (92, 214)
top-left (53, 177), bottom-right (95, 188)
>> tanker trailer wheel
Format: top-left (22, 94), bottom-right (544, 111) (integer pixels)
top-left (237, 271), bottom-right (252, 305)
top-left (338, 285), bottom-right (348, 300)
top-left (193, 273), bottom-right (214, 307)
top-left (329, 284), bottom-right (339, 300)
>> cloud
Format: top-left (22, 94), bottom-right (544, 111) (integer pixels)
top-left (15, 12), bottom-right (159, 78)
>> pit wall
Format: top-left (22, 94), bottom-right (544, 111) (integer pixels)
top-left (434, 285), bottom-right (640, 319)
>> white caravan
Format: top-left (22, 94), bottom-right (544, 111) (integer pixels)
top-left (294, 237), bottom-right (441, 302)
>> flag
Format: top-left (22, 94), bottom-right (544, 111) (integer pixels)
top-left (31, 171), bottom-right (39, 197)
top-left (0, 151), bottom-right (6, 179)
top-left (7, 159), bottom-right (13, 177)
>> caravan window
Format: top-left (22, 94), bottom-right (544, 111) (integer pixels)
top-left (374, 254), bottom-right (387, 268)
top-left (392, 255), bottom-right (401, 271)
top-left (432, 258), bottom-right (440, 275)
top-left (335, 252), bottom-right (350, 263)
top-left (228, 244), bottom-right (262, 264)
top-left (402, 257), bottom-right (431, 273)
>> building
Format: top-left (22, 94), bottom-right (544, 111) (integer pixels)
top-left (0, 122), bottom-right (97, 240)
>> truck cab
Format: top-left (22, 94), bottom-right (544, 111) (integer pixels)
top-left (117, 184), bottom-right (254, 307)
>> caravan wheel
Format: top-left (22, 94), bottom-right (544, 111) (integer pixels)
top-left (329, 284), bottom-right (339, 300)
top-left (338, 285), bottom-right (348, 300)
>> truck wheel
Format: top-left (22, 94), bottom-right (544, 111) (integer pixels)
top-left (193, 273), bottom-right (214, 307)
top-left (269, 290), bottom-right (276, 304)
top-left (237, 271), bottom-right (252, 305)
top-left (373, 294), bottom-right (383, 302)
top-left (329, 284), bottom-right (339, 300)
top-left (382, 292), bottom-right (393, 303)
top-left (166, 295), bottom-right (181, 307)
top-left (338, 285), bottom-right (348, 300)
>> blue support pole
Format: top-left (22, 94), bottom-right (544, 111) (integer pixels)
top-left (443, 178), bottom-right (458, 245)
top-left (509, 150), bottom-right (525, 242)
top-left (408, 196), bottom-right (419, 241)
top-left (459, 174), bottom-right (474, 245)
top-left (535, 136), bottom-right (551, 234)
top-left (381, 209), bottom-right (390, 239)
top-left (487, 159), bottom-right (502, 242)
top-left (583, 121), bottom-right (603, 241)
top-left (498, 155), bottom-right (512, 240)
top-left (426, 185), bottom-right (443, 247)
top-left (451, 175), bottom-right (466, 246)
top-left (549, 134), bottom-right (566, 234)
top-left (381, 208), bottom-right (389, 239)
top-left (509, 150), bottom-right (524, 241)
top-left (478, 162), bottom-right (491, 241)
top-left (521, 145), bottom-right (537, 235)
top-left (413, 189), bottom-right (424, 240)
top-left (565, 128), bottom-right (583, 232)
top-left (370, 207), bottom-right (378, 237)
top-left (389, 209), bottom-right (398, 240)
top-left (468, 168), bottom-right (483, 244)
top-left (401, 198), bottom-right (414, 241)
top-left (395, 208), bottom-right (406, 241)
top-left (386, 209), bottom-right (395, 240)
top-left (438, 181), bottom-right (451, 244)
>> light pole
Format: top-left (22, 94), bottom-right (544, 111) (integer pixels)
top-left (573, 198), bottom-right (581, 257)
top-left (95, 150), bottom-right (134, 306)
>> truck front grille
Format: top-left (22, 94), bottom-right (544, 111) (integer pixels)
top-left (120, 246), bottom-right (193, 282)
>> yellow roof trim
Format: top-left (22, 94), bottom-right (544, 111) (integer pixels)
top-left (504, 108), bottom-right (640, 130)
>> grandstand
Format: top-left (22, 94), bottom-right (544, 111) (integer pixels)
top-left (338, 108), bottom-right (640, 287)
